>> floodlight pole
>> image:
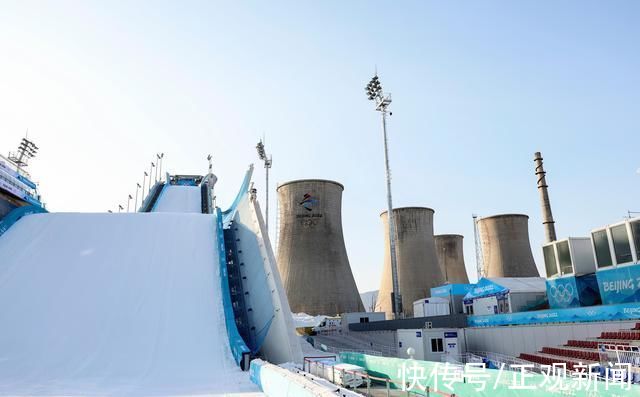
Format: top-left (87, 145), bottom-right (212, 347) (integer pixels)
top-left (380, 105), bottom-right (402, 319)
top-left (256, 140), bottom-right (272, 233)
top-left (149, 162), bottom-right (155, 191)
top-left (135, 183), bottom-right (141, 211)
top-left (366, 74), bottom-right (402, 319)
top-left (158, 153), bottom-right (164, 182)
top-left (143, 172), bottom-right (148, 198)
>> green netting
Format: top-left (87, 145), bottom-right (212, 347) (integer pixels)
top-left (339, 352), bottom-right (640, 396)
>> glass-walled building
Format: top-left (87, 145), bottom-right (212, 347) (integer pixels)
top-left (591, 218), bottom-right (640, 268)
top-left (591, 217), bottom-right (640, 305)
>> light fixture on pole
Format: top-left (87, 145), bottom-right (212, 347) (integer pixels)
top-left (108, 210), bottom-right (113, 213)
top-left (155, 154), bottom-right (161, 183)
top-left (158, 153), bottom-right (164, 182)
top-left (118, 204), bottom-right (124, 213)
top-left (256, 139), bottom-right (272, 232)
top-left (134, 183), bottom-right (141, 211)
top-left (143, 172), bottom-right (148, 198)
top-left (365, 73), bottom-right (402, 318)
top-left (207, 154), bottom-right (213, 174)
top-left (127, 194), bottom-right (132, 212)
top-left (149, 162), bottom-right (155, 192)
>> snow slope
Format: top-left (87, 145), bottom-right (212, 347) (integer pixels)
top-left (0, 212), bottom-right (258, 396)
top-left (153, 185), bottom-right (202, 213)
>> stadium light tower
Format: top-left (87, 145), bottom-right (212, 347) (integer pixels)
top-left (365, 74), bottom-right (402, 318)
top-left (256, 140), bottom-right (272, 232)
top-left (9, 136), bottom-right (38, 173)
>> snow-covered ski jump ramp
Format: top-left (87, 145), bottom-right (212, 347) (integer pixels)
top-left (0, 167), bottom-right (301, 396)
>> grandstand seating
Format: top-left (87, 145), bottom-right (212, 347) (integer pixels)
top-left (518, 322), bottom-right (640, 370)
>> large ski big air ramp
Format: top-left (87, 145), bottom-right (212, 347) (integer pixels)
top-left (0, 212), bottom-right (258, 395)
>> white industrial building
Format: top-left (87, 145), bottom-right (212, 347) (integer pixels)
top-left (396, 328), bottom-right (466, 362)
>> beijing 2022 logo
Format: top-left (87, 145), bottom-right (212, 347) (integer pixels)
top-left (299, 193), bottom-right (318, 211)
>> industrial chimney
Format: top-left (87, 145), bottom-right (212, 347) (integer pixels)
top-left (435, 234), bottom-right (469, 284)
top-left (377, 207), bottom-right (445, 318)
top-left (276, 179), bottom-right (364, 316)
top-left (533, 152), bottom-right (557, 243)
top-left (477, 214), bottom-right (540, 277)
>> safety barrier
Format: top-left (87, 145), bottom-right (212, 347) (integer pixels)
top-left (0, 204), bottom-right (47, 238)
top-left (251, 358), bottom-right (360, 396)
top-left (339, 352), bottom-right (640, 396)
top-left (599, 344), bottom-right (640, 383)
top-left (215, 207), bottom-right (251, 370)
top-left (304, 356), bottom-right (454, 396)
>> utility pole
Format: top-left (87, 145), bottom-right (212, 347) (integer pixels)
top-left (365, 74), bottom-right (402, 318)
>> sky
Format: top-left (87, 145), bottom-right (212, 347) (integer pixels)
top-left (1, 1), bottom-right (639, 293)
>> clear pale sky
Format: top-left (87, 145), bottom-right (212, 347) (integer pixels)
top-left (1, 1), bottom-right (639, 293)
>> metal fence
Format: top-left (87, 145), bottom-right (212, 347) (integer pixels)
top-left (303, 356), bottom-right (456, 397)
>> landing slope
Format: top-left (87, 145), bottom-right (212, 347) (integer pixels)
top-left (0, 212), bottom-right (257, 396)
top-left (153, 185), bottom-right (202, 213)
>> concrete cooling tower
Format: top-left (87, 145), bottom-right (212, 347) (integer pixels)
top-left (377, 207), bottom-right (445, 318)
top-left (477, 214), bottom-right (540, 277)
top-left (435, 234), bottom-right (469, 284)
top-left (276, 179), bottom-right (364, 316)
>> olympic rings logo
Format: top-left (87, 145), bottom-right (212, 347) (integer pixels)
top-left (549, 283), bottom-right (575, 303)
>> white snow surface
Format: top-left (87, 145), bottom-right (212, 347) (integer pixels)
top-left (153, 185), bottom-right (202, 213)
top-left (291, 313), bottom-right (326, 329)
top-left (0, 212), bottom-right (258, 396)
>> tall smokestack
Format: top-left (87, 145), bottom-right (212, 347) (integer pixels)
top-left (533, 152), bottom-right (557, 243)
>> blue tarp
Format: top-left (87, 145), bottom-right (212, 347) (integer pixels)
top-left (463, 278), bottom-right (509, 302)
top-left (431, 284), bottom-right (473, 297)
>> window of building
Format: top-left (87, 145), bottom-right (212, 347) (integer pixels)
top-left (556, 241), bottom-right (573, 275)
top-left (592, 229), bottom-right (613, 268)
top-left (431, 338), bottom-right (444, 352)
top-left (543, 245), bottom-right (558, 277)
top-left (359, 317), bottom-right (369, 323)
top-left (611, 224), bottom-right (633, 264)
top-left (631, 220), bottom-right (640, 262)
